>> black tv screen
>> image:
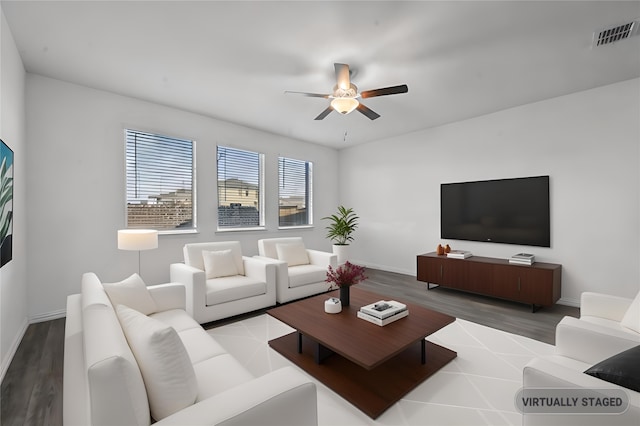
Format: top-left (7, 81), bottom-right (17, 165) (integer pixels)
top-left (441, 176), bottom-right (550, 247)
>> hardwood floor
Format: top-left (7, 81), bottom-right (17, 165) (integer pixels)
top-left (1, 318), bottom-right (65, 426)
top-left (0, 268), bottom-right (579, 426)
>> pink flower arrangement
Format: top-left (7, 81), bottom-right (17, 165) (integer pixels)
top-left (326, 261), bottom-right (367, 289)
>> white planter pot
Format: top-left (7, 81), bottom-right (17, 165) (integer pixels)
top-left (332, 244), bottom-right (350, 265)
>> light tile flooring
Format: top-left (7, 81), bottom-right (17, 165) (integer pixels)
top-left (208, 314), bottom-right (555, 426)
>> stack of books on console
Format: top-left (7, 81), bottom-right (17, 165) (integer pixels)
top-left (509, 253), bottom-right (535, 265)
top-left (357, 300), bottom-right (409, 326)
top-left (446, 250), bottom-right (472, 259)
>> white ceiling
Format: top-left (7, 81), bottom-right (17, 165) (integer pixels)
top-left (3, 1), bottom-right (640, 148)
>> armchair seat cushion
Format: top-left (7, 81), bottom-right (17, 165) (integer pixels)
top-left (288, 265), bottom-right (328, 289)
top-left (205, 276), bottom-right (266, 306)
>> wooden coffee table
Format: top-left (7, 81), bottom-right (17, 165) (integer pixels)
top-left (267, 287), bottom-right (457, 419)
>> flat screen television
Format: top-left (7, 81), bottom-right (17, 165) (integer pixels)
top-left (441, 175), bottom-right (550, 247)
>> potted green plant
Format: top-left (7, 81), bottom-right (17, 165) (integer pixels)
top-left (322, 206), bottom-right (358, 264)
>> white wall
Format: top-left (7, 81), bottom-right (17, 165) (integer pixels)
top-left (0, 9), bottom-right (28, 381)
top-left (339, 78), bottom-right (640, 306)
top-left (25, 75), bottom-right (339, 320)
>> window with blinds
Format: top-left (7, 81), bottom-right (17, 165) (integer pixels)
top-left (217, 146), bottom-right (264, 229)
top-left (278, 156), bottom-right (312, 227)
top-left (125, 129), bottom-right (195, 231)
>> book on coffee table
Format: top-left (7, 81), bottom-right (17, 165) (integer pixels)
top-left (357, 309), bottom-right (409, 326)
top-left (360, 300), bottom-right (407, 319)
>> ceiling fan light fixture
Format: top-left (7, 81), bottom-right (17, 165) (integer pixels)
top-left (331, 97), bottom-right (359, 114)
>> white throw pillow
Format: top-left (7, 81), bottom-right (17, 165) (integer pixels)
top-left (276, 242), bottom-right (310, 266)
top-left (202, 249), bottom-right (239, 279)
top-left (621, 291), bottom-right (640, 333)
top-left (103, 273), bottom-right (158, 315)
top-left (116, 305), bottom-right (198, 421)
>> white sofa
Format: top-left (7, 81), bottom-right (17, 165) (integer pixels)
top-left (522, 291), bottom-right (640, 425)
top-left (170, 241), bottom-right (277, 324)
top-left (63, 272), bottom-right (317, 426)
top-left (256, 237), bottom-right (337, 303)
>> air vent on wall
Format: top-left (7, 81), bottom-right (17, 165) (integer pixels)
top-left (593, 20), bottom-right (640, 47)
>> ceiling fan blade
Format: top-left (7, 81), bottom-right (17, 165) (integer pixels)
top-left (284, 91), bottom-right (330, 98)
top-left (356, 103), bottom-right (380, 120)
top-left (314, 106), bottom-right (334, 120)
top-left (360, 84), bottom-right (408, 99)
top-left (334, 63), bottom-right (351, 90)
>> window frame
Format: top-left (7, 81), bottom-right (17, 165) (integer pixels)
top-left (124, 128), bottom-right (197, 234)
top-left (278, 155), bottom-right (313, 229)
top-left (216, 145), bottom-right (265, 231)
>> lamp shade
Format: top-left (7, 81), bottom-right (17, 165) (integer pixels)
top-left (117, 229), bottom-right (158, 251)
top-left (331, 97), bottom-right (359, 115)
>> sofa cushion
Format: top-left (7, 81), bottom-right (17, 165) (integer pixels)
top-left (621, 291), bottom-right (640, 333)
top-left (276, 242), bottom-right (309, 266)
top-left (103, 273), bottom-right (158, 315)
top-left (205, 275), bottom-right (267, 306)
top-left (202, 249), bottom-right (239, 279)
top-left (192, 353), bottom-right (255, 401)
top-left (116, 305), bottom-right (198, 421)
top-left (584, 345), bottom-right (640, 392)
top-left (150, 309), bottom-right (202, 333)
top-left (288, 264), bottom-right (328, 289)
top-left (178, 327), bottom-right (228, 364)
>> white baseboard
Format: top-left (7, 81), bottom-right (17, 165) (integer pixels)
top-left (354, 260), bottom-right (413, 276)
top-left (558, 297), bottom-right (580, 308)
top-left (0, 309), bottom-right (67, 384)
top-left (29, 308), bottom-right (66, 324)
top-left (0, 318), bottom-right (28, 384)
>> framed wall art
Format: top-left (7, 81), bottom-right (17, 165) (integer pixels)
top-left (1, 139), bottom-right (13, 268)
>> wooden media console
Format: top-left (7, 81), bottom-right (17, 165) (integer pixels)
top-left (417, 252), bottom-right (561, 312)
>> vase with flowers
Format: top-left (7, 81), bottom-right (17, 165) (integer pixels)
top-left (325, 261), bottom-right (367, 307)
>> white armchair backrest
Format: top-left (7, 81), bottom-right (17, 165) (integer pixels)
top-left (183, 241), bottom-right (245, 275)
top-left (258, 237), bottom-right (304, 260)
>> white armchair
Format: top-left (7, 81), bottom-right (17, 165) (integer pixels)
top-left (522, 290), bottom-right (640, 426)
top-left (256, 237), bottom-right (337, 304)
top-left (555, 291), bottom-right (639, 364)
top-left (170, 241), bottom-right (276, 324)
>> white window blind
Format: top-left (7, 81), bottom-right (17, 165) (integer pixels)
top-left (125, 129), bottom-right (195, 231)
top-left (217, 146), bottom-right (263, 229)
top-left (278, 156), bottom-right (312, 227)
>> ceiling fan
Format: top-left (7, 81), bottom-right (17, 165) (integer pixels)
top-left (285, 63), bottom-right (408, 120)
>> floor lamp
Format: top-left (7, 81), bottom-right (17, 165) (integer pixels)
top-left (117, 229), bottom-right (158, 277)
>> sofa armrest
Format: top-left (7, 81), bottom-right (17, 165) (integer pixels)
top-left (242, 256), bottom-right (268, 281)
top-left (524, 357), bottom-right (605, 389)
top-left (581, 292), bottom-right (632, 321)
top-left (64, 294), bottom-right (91, 426)
top-left (254, 255), bottom-right (289, 291)
top-left (243, 256), bottom-right (277, 294)
top-left (523, 357), bottom-right (640, 426)
top-left (148, 283), bottom-right (186, 312)
top-left (170, 263), bottom-right (206, 319)
top-left (555, 316), bottom-right (640, 364)
top-left (306, 249), bottom-right (337, 269)
top-left (155, 366), bottom-right (317, 426)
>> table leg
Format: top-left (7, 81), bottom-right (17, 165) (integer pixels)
top-left (421, 339), bottom-right (426, 364)
top-left (298, 332), bottom-right (302, 354)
